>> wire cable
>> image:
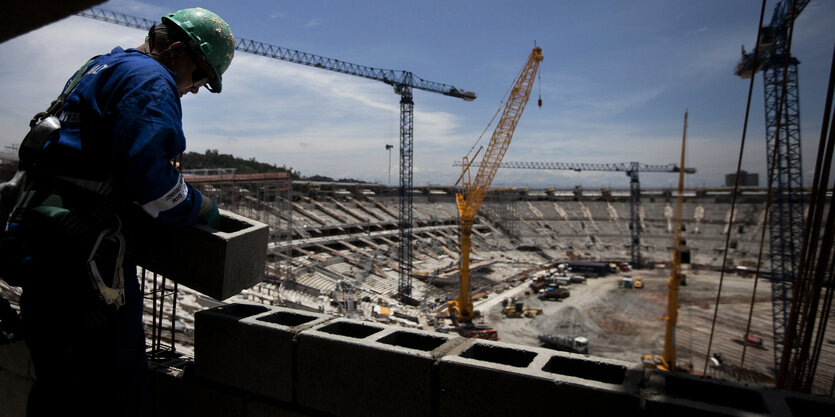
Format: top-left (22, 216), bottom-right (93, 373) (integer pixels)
top-left (703, 0), bottom-right (768, 376)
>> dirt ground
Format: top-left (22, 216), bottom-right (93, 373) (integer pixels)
top-left (475, 267), bottom-right (833, 394)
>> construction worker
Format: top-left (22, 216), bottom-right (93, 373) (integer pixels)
top-left (0, 8), bottom-right (234, 416)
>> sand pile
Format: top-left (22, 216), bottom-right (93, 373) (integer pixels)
top-left (533, 305), bottom-right (602, 337)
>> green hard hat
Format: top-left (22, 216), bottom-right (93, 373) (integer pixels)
top-left (162, 7), bottom-right (235, 93)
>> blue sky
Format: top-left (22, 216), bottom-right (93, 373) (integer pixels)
top-left (1, 0), bottom-right (833, 188)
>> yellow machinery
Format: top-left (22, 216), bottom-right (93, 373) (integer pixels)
top-left (642, 112), bottom-right (691, 373)
top-left (502, 301), bottom-right (543, 318)
top-left (449, 46), bottom-right (543, 325)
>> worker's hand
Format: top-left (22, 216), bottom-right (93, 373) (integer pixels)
top-left (198, 196), bottom-right (220, 229)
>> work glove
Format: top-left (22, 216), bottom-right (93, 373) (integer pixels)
top-left (198, 196), bottom-right (220, 229)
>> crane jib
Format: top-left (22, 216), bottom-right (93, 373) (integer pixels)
top-left (76, 8), bottom-right (476, 101)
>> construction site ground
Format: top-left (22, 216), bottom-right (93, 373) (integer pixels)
top-left (472, 267), bottom-right (834, 394)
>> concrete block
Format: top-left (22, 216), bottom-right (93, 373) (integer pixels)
top-left (144, 365), bottom-right (189, 417)
top-left (643, 370), bottom-right (770, 416)
top-left (194, 303), bottom-right (329, 402)
top-left (185, 379), bottom-right (245, 417)
top-left (439, 339), bottom-right (642, 417)
top-left (297, 319), bottom-right (458, 417)
top-left (132, 210), bottom-right (268, 300)
top-left (146, 362), bottom-right (253, 417)
top-left (779, 389), bottom-right (835, 417)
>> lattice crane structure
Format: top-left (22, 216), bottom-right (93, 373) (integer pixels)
top-left (734, 0), bottom-right (809, 371)
top-left (76, 7), bottom-right (476, 301)
top-left (450, 46), bottom-right (542, 327)
top-left (454, 160), bottom-right (696, 268)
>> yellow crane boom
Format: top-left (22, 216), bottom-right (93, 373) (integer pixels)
top-left (451, 46), bottom-right (543, 324)
top-left (664, 111), bottom-right (688, 368)
top-left (643, 111), bottom-right (690, 372)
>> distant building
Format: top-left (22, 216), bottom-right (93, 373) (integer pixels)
top-left (725, 170), bottom-right (759, 187)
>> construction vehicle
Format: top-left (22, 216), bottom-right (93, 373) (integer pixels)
top-left (460, 327), bottom-right (498, 341)
top-left (634, 277), bottom-right (643, 289)
top-left (642, 112), bottom-right (691, 373)
top-left (746, 334), bottom-right (764, 349)
top-left (529, 279), bottom-right (549, 293)
top-left (539, 335), bottom-right (589, 354)
top-left (568, 274), bottom-right (586, 284)
top-left (503, 301), bottom-right (526, 318)
top-left (502, 301), bottom-right (543, 318)
top-left (620, 276), bottom-right (633, 289)
top-left (641, 355), bottom-right (693, 373)
top-left (447, 45), bottom-right (543, 339)
top-left (538, 286), bottom-right (570, 301)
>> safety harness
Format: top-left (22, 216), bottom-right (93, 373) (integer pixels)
top-left (6, 56), bottom-right (127, 311)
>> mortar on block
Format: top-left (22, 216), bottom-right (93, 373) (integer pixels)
top-left (131, 209), bottom-right (268, 300)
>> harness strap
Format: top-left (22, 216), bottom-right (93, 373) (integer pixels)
top-left (86, 220), bottom-right (126, 308)
top-left (30, 56), bottom-right (100, 127)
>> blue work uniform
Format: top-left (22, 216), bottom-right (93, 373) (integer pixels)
top-left (19, 47), bottom-right (203, 416)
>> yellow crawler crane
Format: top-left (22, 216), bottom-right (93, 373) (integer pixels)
top-left (642, 111), bottom-right (692, 373)
top-left (449, 46), bottom-right (543, 333)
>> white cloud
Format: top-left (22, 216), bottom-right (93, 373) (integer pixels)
top-left (304, 18), bottom-right (323, 28)
top-left (0, 15), bottom-right (474, 184)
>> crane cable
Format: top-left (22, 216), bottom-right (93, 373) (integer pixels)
top-left (702, 0), bottom-right (768, 376)
top-left (464, 54), bottom-right (530, 162)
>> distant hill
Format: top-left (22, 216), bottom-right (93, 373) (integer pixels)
top-left (182, 149), bottom-right (299, 179)
top-left (181, 150), bottom-right (369, 184)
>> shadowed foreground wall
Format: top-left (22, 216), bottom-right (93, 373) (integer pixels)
top-left (2, 303), bottom-right (834, 416)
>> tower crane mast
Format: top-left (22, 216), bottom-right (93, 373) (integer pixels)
top-left (76, 7), bottom-right (476, 302)
top-left (450, 46), bottom-right (543, 327)
top-left (453, 160), bottom-right (696, 268)
top-left (734, 0), bottom-right (809, 372)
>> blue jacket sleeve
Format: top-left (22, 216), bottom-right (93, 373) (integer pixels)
top-left (110, 65), bottom-right (202, 227)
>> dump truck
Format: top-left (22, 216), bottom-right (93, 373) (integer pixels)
top-left (538, 286), bottom-right (570, 301)
top-left (460, 326), bottom-right (498, 340)
top-left (539, 334), bottom-right (589, 354)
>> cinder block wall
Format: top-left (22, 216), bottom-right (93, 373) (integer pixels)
top-left (3, 303), bottom-right (835, 417)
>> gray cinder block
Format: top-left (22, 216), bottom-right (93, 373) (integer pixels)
top-left (439, 339), bottom-right (642, 417)
top-left (194, 303), bottom-right (329, 402)
top-left (133, 210), bottom-right (269, 300)
top-left (642, 370), bottom-right (772, 417)
top-left (296, 319), bottom-right (459, 417)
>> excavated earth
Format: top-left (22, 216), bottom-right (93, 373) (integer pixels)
top-left (480, 268), bottom-right (804, 387)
